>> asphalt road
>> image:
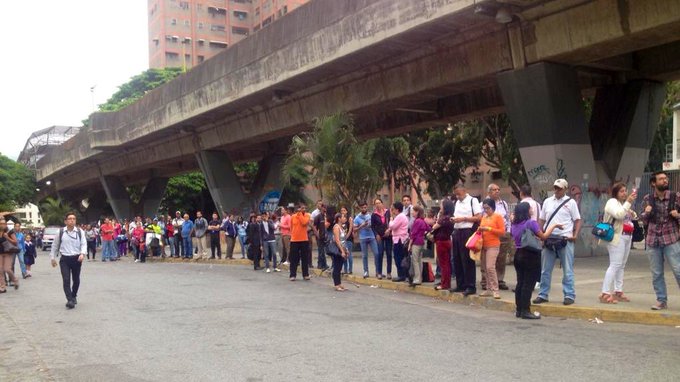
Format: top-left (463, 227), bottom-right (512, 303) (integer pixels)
top-left (1, 255), bottom-right (679, 382)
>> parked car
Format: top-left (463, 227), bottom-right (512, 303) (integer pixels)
top-left (41, 226), bottom-right (61, 251)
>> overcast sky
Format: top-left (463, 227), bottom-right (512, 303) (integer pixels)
top-left (0, 0), bottom-right (148, 160)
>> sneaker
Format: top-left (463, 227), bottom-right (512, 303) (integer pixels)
top-left (266, 268), bottom-right (271, 273)
top-left (563, 298), bottom-right (575, 306)
top-left (479, 291), bottom-right (493, 297)
top-left (493, 292), bottom-right (501, 299)
top-left (274, 268), bottom-right (281, 272)
top-left (363, 271), bottom-right (369, 279)
top-left (282, 261), bottom-right (290, 265)
top-left (651, 301), bottom-right (668, 310)
top-left (533, 296), bottom-right (549, 304)
top-left (135, 259), bottom-right (140, 263)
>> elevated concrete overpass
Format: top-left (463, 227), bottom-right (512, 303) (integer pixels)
top-left (35, 0), bottom-right (680, 218)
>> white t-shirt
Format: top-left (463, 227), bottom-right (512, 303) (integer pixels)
top-left (540, 195), bottom-right (581, 237)
top-left (453, 194), bottom-right (483, 229)
top-left (521, 197), bottom-right (541, 222)
top-left (492, 198), bottom-right (510, 232)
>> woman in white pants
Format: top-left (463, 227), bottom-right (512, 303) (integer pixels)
top-left (600, 182), bottom-right (637, 304)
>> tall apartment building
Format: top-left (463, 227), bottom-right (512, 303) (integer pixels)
top-left (148, 0), bottom-right (309, 69)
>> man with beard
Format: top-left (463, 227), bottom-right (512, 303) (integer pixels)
top-left (640, 171), bottom-right (680, 310)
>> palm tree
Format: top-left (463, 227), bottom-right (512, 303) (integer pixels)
top-left (282, 112), bottom-right (382, 208)
top-left (39, 197), bottom-right (76, 226)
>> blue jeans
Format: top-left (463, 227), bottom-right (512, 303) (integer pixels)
top-left (263, 241), bottom-right (278, 269)
top-left (102, 240), bottom-right (116, 261)
top-left (167, 236), bottom-right (176, 257)
top-left (360, 237), bottom-right (379, 274)
top-left (647, 241), bottom-right (680, 303)
top-left (538, 241), bottom-right (575, 300)
top-left (376, 238), bottom-right (393, 275)
top-left (183, 237), bottom-right (193, 258)
top-left (239, 235), bottom-right (247, 258)
top-left (343, 241), bottom-right (353, 273)
top-left (12, 250), bottom-right (26, 276)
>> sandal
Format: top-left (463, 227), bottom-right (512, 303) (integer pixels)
top-left (614, 292), bottom-right (630, 302)
top-left (334, 286), bottom-right (346, 292)
top-left (599, 293), bottom-right (617, 304)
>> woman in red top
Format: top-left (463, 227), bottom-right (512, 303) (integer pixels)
top-left (478, 198), bottom-right (506, 299)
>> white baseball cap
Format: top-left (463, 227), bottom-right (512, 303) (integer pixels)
top-left (553, 179), bottom-right (569, 189)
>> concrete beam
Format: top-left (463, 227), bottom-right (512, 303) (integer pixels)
top-left (140, 177), bottom-right (169, 218)
top-left (250, 153), bottom-right (286, 212)
top-left (99, 175), bottom-right (131, 221)
top-left (195, 150), bottom-right (246, 215)
top-left (589, 80), bottom-right (666, 183)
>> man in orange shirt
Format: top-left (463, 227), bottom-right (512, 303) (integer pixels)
top-left (289, 203), bottom-right (311, 281)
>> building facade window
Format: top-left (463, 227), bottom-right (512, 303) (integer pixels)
top-left (232, 27), bottom-right (249, 36)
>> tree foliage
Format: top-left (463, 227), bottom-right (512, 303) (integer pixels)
top-left (282, 113), bottom-right (382, 208)
top-left (646, 81), bottom-right (680, 172)
top-left (83, 67), bottom-right (183, 126)
top-left (160, 172), bottom-right (213, 215)
top-left (0, 153), bottom-right (36, 211)
top-left (460, 115), bottom-right (528, 199)
top-left (39, 197), bottom-right (76, 226)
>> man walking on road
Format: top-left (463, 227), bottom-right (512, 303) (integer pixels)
top-left (50, 212), bottom-right (87, 309)
top-left (640, 171), bottom-right (680, 310)
top-left (534, 179), bottom-right (581, 306)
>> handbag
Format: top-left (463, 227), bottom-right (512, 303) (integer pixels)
top-left (401, 253), bottom-right (411, 273)
top-left (2, 240), bottom-right (20, 254)
top-left (520, 226), bottom-right (542, 253)
top-left (469, 249), bottom-right (481, 262)
top-left (544, 235), bottom-right (567, 252)
top-left (325, 239), bottom-right (341, 256)
top-left (592, 221), bottom-right (614, 242)
top-left (465, 231), bottom-right (483, 251)
top-left (632, 219), bottom-right (645, 242)
top-left (421, 262), bottom-right (435, 282)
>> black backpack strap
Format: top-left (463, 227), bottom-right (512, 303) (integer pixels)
top-left (543, 198), bottom-right (571, 231)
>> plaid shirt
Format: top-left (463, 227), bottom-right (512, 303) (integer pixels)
top-left (640, 190), bottom-right (680, 247)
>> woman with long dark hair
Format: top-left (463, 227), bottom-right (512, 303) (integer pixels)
top-left (340, 206), bottom-right (354, 274)
top-left (330, 213), bottom-right (349, 291)
top-left (511, 202), bottom-right (561, 319)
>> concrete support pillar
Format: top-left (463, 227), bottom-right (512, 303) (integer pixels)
top-left (589, 81), bottom-right (666, 183)
top-left (498, 62), bottom-right (601, 201)
top-left (250, 154), bottom-right (286, 212)
top-left (82, 193), bottom-right (109, 224)
top-left (140, 177), bottom-right (169, 218)
top-left (195, 150), bottom-right (246, 215)
top-left (99, 175), bottom-right (132, 221)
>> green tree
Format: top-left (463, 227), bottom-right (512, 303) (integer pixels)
top-left (39, 197), bottom-right (76, 226)
top-left (160, 172), bottom-right (213, 214)
top-left (462, 114), bottom-right (528, 199)
top-left (282, 113), bottom-right (382, 208)
top-left (646, 81), bottom-right (680, 172)
top-left (0, 153), bottom-right (36, 211)
top-left (402, 127), bottom-right (480, 200)
top-left (83, 67), bottom-right (183, 126)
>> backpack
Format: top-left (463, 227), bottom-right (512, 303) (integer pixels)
top-left (55, 227), bottom-right (83, 256)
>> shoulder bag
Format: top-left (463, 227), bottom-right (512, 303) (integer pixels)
top-left (520, 224), bottom-right (542, 253)
top-left (543, 197), bottom-right (571, 252)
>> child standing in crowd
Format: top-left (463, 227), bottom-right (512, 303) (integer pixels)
top-left (23, 233), bottom-right (36, 277)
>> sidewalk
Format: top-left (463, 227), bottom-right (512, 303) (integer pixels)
top-left (150, 244), bottom-right (680, 326)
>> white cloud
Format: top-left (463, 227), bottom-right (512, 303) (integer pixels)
top-left (0, 0), bottom-right (148, 161)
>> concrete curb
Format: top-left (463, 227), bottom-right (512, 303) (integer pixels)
top-left (146, 256), bottom-right (680, 326)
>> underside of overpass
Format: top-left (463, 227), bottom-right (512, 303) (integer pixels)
top-left (33, 0), bottom-right (680, 218)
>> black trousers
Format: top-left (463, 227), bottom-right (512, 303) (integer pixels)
top-left (290, 241), bottom-right (310, 278)
top-left (317, 237), bottom-right (328, 269)
top-left (210, 234), bottom-right (221, 258)
top-left (59, 255), bottom-right (82, 302)
top-left (452, 228), bottom-right (476, 292)
top-left (251, 244), bottom-right (262, 269)
top-left (514, 248), bottom-right (541, 312)
top-left (174, 234), bottom-right (182, 257)
top-left (87, 240), bottom-right (97, 259)
top-left (331, 254), bottom-right (344, 286)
